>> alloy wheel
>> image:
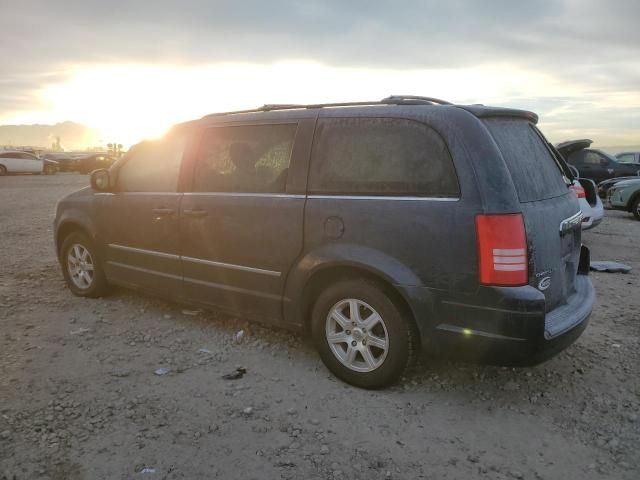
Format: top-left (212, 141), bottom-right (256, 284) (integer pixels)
top-left (67, 243), bottom-right (95, 289)
top-left (325, 298), bottom-right (389, 373)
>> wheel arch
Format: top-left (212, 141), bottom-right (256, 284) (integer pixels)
top-left (283, 244), bottom-right (433, 346)
top-left (55, 218), bottom-right (96, 259)
top-left (626, 189), bottom-right (640, 212)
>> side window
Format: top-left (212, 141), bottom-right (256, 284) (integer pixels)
top-left (583, 151), bottom-right (606, 165)
top-left (617, 153), bottom-right (635, 164)
top-left (308, 117), bottom-right (459, 197)
top-left (117, 134), bottom-right (186, 192)
top-left (192, 124), bottom-right (297, 193)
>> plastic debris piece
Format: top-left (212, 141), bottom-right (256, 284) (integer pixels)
top-left (233, 329), bottom-right (245, 344)
top-left (182, 309), bottom-right (202, 316)
top-left (197, 348), bottom-right (213, 354)
top-left (154, 367), bottom-right (171, 376)
top-left (590, 261), bottom-right (631, 273)
top-left (70, 327), bottom-right (91, 335)
top-left (222, 366), bottom-right (247, 380)
top-left (141, 467), bottom-right (156, 474)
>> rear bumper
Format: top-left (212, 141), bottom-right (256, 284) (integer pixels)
top-left (399, 273), bottom-right (594, 366)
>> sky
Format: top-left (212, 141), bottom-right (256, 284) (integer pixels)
top-left (1, 0), bottom-right (639, 148)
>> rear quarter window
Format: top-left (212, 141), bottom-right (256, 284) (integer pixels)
top-left (308, 117), bottom-right (459, 197)
top-left (485, 119), bottom-right (568, 203)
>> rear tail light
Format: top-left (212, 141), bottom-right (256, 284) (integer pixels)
top-left (475, 214), bottom-right (528, 286)
top-left (570, 183), bottom-right (586, 198)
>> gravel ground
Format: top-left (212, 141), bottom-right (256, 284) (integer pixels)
top-left (0, 174), bottom-right (638, 480)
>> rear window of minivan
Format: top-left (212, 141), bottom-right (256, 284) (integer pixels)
top-left (309, 117), bottom-right (459, 197)
top-left (484, 118), bottom-right (568, 203)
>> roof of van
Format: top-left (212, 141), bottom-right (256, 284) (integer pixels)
top-left (195, 96), bottom-right (539, 124)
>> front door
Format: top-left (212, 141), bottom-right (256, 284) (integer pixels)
top-left (179, 121), bottom-right (311, 322)
top-left (99, 133), bottom-right (188, 298)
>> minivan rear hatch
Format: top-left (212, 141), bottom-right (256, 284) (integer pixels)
top-left (484, 118), bottom-right (582, 313)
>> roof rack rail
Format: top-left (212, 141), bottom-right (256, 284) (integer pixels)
top-left (381, 95), bottom-right (453, 105)
top-left (202, 95), bottom-right (453, 118)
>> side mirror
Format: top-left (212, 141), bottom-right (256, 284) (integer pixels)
top-left (91, 169), bottom-right (111, 192)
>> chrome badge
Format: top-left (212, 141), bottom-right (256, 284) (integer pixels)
top-left (538, 276), bottom-right (552, 291)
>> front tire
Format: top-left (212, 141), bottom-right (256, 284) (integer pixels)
top-left (311, 278), bottom-right (418, 389)
top-left (632, 196), bottom-right (640, 221)
top-left (60, 232), bottom-right (110, 297)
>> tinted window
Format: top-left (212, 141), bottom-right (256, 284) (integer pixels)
top-left (117, 134), bottom-right (186, 192)
top-left (192, 124), bottom-right (297, 193)
top-left (308, 117), bottom-right (459, 196)
top-left (485, 119), bottom-right (568, 202)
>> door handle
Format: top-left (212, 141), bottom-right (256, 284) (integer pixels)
top-left (152, 208), bottom-right (175, 215)
top-left (183, 209), bottom-right (208, 218)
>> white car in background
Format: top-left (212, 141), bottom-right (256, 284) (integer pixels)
top-left (0, 151), bottom-right (58, 175)
top-left (567, 164), bottom-right (604, 230)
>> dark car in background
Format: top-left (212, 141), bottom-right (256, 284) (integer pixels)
top-left (53, 96), bottom-right (594, 388)
top-left (557, 139), bottom-right (640, 185)
top-left (74, 153), bottom-right (116, 174)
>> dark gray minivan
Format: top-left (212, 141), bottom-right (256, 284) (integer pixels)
top-left (54, 96), bottom-right (594, 388)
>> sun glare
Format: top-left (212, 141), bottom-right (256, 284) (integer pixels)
top-left (18, 61), bottom-right (585, 148)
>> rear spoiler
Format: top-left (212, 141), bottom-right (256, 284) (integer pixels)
top-left (458, 105), bottom-right (538, 124)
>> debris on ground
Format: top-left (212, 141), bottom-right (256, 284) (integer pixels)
top-left (232, 329), bottom-right (245, 344)
top-left (70, 327), bottom-right (91, 335)
top-left (590, 260), bottom-right (632, 273)
top-left (154, 367), bottom-right (171, 376)
top-left (182, 309), bottom-right (202, 316)
top-left (197, 348), bottom-right (213, 354)
top-left (222, 366), bottom-right (247, 380)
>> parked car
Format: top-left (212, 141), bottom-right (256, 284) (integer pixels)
top-left (606, 177), bottom-right (640, 220)
top-left (54, 96), bottom-right (594, 388)
top-left (597, 176), bottom-right (640, 198)
top-left (0, 150), bottom-right (58, 175)
top-left (566, 165), bottom-right (604, 229)
top-left (556, 139), bottom-right (640, 184)
top-left (74, 153), bottom-right (116, 174)
top-left (42, 153), bottom-right (78, 172)
top-left (615, 151), bottom-right (640, 164)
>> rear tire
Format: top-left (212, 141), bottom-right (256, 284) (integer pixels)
top-left (311, 278), bottom-right (418, 389)
top-left (60, 232), bottom-right (110, 297)
top-left (632, 196), bottom-right (640, 221)
top-left (0, 165), bottom-right (7, 176)
top-left (44, 165), bottom-right (56, 175)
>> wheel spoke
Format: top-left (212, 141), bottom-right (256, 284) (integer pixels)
top-left (366, 334), bottom-right (387, 350)
top-left (327, 332), bottom-right (348, 344)
top-left (345, 345), bottom-right (357, 365)
top-left (80, 248), bottom-right (88, 261)
top-left (349, 300), bottom-right (361, 324)
top-left (362, 312), bottom-right (381, 330)
top-left (361, 346), bottom-right (377, 369)
top-left (331, 310), bottom-right (351, 330)
top-left (84, 262), bottom-right (94, 271)
top-left (73, 245), bottom-right (81, 259)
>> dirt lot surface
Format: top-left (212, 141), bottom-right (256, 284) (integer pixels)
top-left (1, 174), bottom-right (638, 480)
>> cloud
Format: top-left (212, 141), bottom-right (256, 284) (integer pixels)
top-left (0, 0), bottom-right (639, 144)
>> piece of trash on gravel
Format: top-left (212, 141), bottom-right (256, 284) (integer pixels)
top-left (590, 261), bottom-right (631, 273)
top-left (182, 309), bottom-right (202, 316)
top-left (141, 467), bottom-right (156, 474)
top-left (222, 366), bottom-right (247, 380)
top-left (233, 329), bottom-right (245, 344)
top-left (70, 327), bottom-right (91, 335)
top-left (154, 367), bottom-right (171, 376)
top-left (197, 348), bottom-right (213, 354)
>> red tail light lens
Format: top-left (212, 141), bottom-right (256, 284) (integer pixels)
top-left (475, 214), bottom-right (528, 286)
top-left (570, 183), bottom-right (586, 198)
